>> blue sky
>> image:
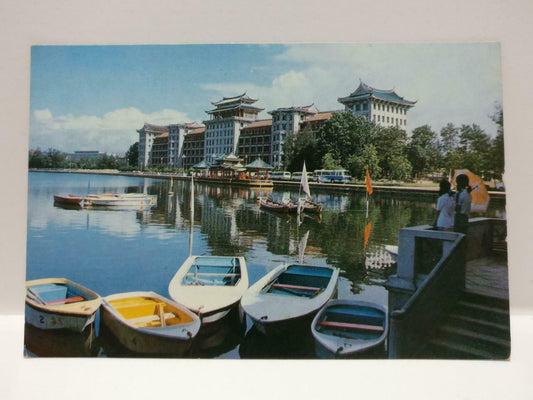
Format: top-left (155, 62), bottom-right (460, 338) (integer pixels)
top-left (29, 43), bottom-right (502, 154)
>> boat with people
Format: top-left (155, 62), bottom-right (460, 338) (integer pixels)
top-left (53, 194), bottom-right (84, 205)
top-left (311, 299), bottom-right (388, 358)
top-left (241, 264), bottom-right (339, 336)
top-left (101, 291), bottom-right (201, 355)
top-left (83, 193), bottom-right (158, 207)
top-left (168, 256), bottom-right (249, 324)
top-left (25, 278), bottom-right (102, 333)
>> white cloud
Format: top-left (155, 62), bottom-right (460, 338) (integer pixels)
top-left (30, 107), bottom-right (191, 153)
top-left (203, 43), bottom-right (502, 136)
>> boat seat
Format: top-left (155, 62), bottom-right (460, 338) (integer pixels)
top-left (320, 320), bottom-right (384, 332)
top-left (128, 312), bottom-right (176, 324)
top-left (46, 296), bottom-right (85, 305)
top-left (272, 283), bottom-right (320, 291)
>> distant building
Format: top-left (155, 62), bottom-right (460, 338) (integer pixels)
top-left (69, 150), bottom-right (106, 161)
top-left (203, 93), bottom-right (263, 163)
top-left (137, 123), bottom-right (168, 168)
top-left (182, 126), bottom-right (206, 170)
top-left (268, 105), bottom-right (319, 168)
top-left (237, 119), bottom-right (272, 165)
top-left (168, 122), bottom-right (203, 168)
top-left (338, 81), bottom-right (416, 130)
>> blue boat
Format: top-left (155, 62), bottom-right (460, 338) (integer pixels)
top-left (311, 300), bottom-right (388, 358)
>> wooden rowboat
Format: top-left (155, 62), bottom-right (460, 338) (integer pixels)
top-left (258, 198), bottom-right (292, 213)
top-left (241, 264), bottom-right (339, 336)
top-left (101, 291), bottom-right (201, 355)
top-left (53, 194), bottom-right (83, 205)
top-left (25, 278), bottom-right (101, 333)
top-left (168, 256), bottom-right (249, 324)
top-left (311, 300), bottom-right (388, 358)
top-left (84, 193), bottom-right (157, 207)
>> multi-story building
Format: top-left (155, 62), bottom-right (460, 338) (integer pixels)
top-left (268, 105), bottom-right (318, 168)
top-left (338, 81), bottom-right (416, 131)
top-left (137, 123), bottom-right (169, 169)
top-left (237, 119), bottom-right (272, 165)
top-left (203, 93), bottom-right (263, 163)
top-left (168, 122), bottom-right (203, 168)
top-left (182, 127), bottom-right (206, 170)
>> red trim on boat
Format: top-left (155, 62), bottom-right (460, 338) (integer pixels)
top-left (320, 320), bottom-right (384, 332)
top-left (46, 296), bottom-right (85, 305)
top-left (272, 283), bottom-right (320, 291)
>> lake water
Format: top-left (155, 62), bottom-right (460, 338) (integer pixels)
top-left (24, 172), bottom-right (506, 358)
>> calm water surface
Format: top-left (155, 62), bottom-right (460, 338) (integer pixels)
top-left (25, 172), bottom-right (506, 358)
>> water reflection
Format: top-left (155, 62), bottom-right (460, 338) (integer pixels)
top-left (26, 172), bottom-right (506, 358)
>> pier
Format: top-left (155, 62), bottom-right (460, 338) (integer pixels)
top-left (385, 218), bottom-right (509, 359)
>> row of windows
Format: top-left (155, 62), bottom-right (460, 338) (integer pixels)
top-left (206, 138), bottom-right (232, 146)
top-left (373, 114), bottom-right (407, 125)
top-left (239, 146), bottom-right (270, 154)
top-left (374, 103), bottom-right (407, 114)
top-left (241, 137), bottom-right (269, 145)
top-left (272, 113), bottom-right (294, 122)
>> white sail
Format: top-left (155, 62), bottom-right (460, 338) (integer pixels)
top-left (189, 175), bottom-right (194, 256)
top-left (298, 230), bottom-right (310, 264)
top-left (300, 162), bottom-right (311, 198)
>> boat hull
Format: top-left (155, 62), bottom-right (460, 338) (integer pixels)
top-left (311, 300), bottom-right (388, 358)
top-left (25, 278), bottom-right (101, 333)
top-left (241, 264), bottom-right (339, 337)
top-left (101, 291), bottom-right (201, 355)
top-left (168, 256), bottom-right (249, 324)
top-left (53, 195), bottom-right (83, 205)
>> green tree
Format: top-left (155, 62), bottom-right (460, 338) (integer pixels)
top-left (283, 126), bottom-right (319, 172)
top-left (321, 152), bottom-right (343, 169)
top-left (458, 124), bottom-right (491, 177)
top-left (488, 104), bottom-right (505, 178)
top-left (28, 150), bottom-right (48, 168)
top-left (373, 126), bottom-right (410, 179)
top-left (407, 125), bottom-right (440, 178)
top-left (126, 142), bottom-right (139, 167)
top-left (46, 148), bottom-right (68, 168)
top-left (316, 112), bottom-right (376, 168)
top-left (346, 144), bottom-right (380, 180)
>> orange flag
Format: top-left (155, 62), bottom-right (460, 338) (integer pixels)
top-left (365, 168), bottom-right (373, 196)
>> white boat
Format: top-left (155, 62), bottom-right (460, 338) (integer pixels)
top-left (25, 278), bottom-right (101, 333)
top-left (311, 299), bottom-right (388, 358)
top-left (84, 193), bottom-right (157, 207)
top-left (168, 256), bottom-right (249, 324)
top-left (241, 264), bottom-right (339, 336)
top-left (101, 291), bottom-right (201, 355)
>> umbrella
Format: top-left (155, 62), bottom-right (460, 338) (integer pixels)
top-left (452, 169), bottom-right (490, 213)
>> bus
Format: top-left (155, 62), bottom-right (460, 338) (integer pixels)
top-left (291, 171), bottom-right (314, 181)
top-left (313, 169), bottom-right (352, 183)
top-left (270, 171), bottom-right (292, 180)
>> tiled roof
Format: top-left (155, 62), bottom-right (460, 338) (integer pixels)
top-left (206, 103), bottom-right (264, 114)
top-left (268, 104), bottom-right (318, 115)
top-left (137, 123), bottom-right (169, 134)
top-left (338, 81), bottom-right (416, 106)
top-left (212, 92), bottom-right (258, 106)
top-left (304, 112), bottom-right (333, 122)
top-left (242, 119), bottom-right (272, 129)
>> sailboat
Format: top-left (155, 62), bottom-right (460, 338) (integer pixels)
top-left (296, 162), bottom-right (322, 214)
top-left (168, 176), bottom-right (249, 324)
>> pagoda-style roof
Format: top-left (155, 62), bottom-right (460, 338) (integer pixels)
top-left (268, 104), bottom-right (319, 115)
top-left (153, 132), bottom-right (169, 142)
top-left (245, 158), bottom-right (274, 170)
top-left (338, 81), bottom-right (416, 107)
top-left (304, 112), bottom-right (334, 122)
top-left (206, 103), bottom-right (264, 115)
top-left (136, 123), bottom-right (169, 134)
top-left (192, 160), bottom-right (210, 169)
top-left (212, 92), bottom-right (258, 106)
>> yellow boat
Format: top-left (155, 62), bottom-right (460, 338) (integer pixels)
top-left (25, 278), bottom-right (102, 333)
top-left (101, 291), bottom-right (201, 355)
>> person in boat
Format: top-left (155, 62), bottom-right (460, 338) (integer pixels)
top-left (432, 179), bottom-right (455, 231)
top-left (454, 174), bottom-right (472, 234)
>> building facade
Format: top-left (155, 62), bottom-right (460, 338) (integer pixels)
top-left (182, 127), bottom-right (206, 170)
top-left (338, 81), bottom-right (416, 131)
top-left (203, 93), bottom-right (263, 164)
top-left (137, 123), bottom-right (169, 168)
top-left (268, 105), bottom-right (318, 169)
top-left (237, 119), bottom-right (273, 165)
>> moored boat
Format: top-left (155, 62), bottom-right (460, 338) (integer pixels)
top-left (84, 193), bottom-right (157, 207)
top-left (168, 256), bottom-right (249, 324)
top-left (241, 264), bottom-right (339, 336)
top-left (53, 194), bottom-right (83, 205)
top-left (25, 278), bottom-right (101, 333)
top-left (101, 291), bottom-right (201, 355)
top-left (311, 299), bottom-right (388, 358)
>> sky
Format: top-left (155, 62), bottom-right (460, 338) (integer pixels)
top-left (29, 43), bottom-right (503, 154)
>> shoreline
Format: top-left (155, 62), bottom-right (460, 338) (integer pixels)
top-left (28, 168), bottom-right (506, 200)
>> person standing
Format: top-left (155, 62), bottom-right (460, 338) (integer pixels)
top-left (454, 174), bottom-right (472, 234)
top-left (433, 179), bottom-right (455, 230)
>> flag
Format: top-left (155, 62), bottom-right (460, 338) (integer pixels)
top-left (365, 167), bottom-right (373, 196)
top-left (300, 162), bottom-right (311, 198)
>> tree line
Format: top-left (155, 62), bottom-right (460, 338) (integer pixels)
top-left (28, 149), bottom-right (133, 171)
top-left (283, 105), bottom-right (504, 181)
